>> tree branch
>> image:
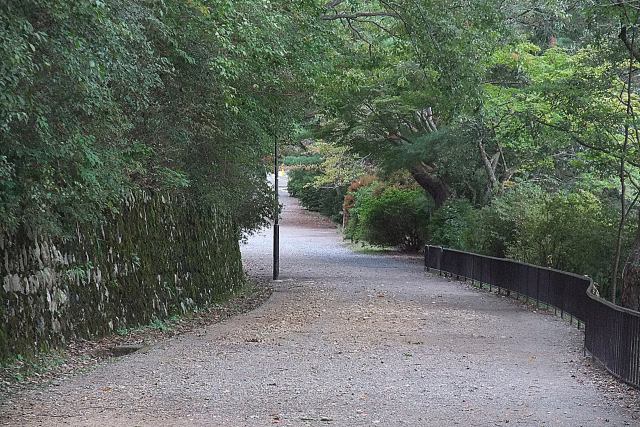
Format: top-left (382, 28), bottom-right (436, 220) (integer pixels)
top-left (532, 116), bottom-right (640, 168)
top-left (478, 141), bottom-right (500, 191)
top-left (619, 26), bottom-right (640, 62)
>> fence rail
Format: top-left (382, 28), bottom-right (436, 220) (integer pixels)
top-left (425, 245), bottom-right (640, 389)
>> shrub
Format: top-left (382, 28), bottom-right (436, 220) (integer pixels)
top-left (429, 183), bottom-right (631, 292)
top-left (471, 184), bottom-right (549, 258)
top-left (287, 167), bottom-right (345, 223)
top-left (503, 189), bottom-right (622, 287)
top-left (287, 167), bottom-right (320, 202)
top-left (428, 199), bottom-right (477, 250)
top-left (343, 175), bottom-right (377, 227)
top-left (346, 184), bottom-right (433, 251)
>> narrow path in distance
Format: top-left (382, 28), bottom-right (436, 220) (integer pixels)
top-left (1, 175), bottom-right (637, 426)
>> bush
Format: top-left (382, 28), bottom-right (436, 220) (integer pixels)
top-left (428, 184), bottom-right (632, 292)
top-left (287, 167), bottom-right (320, 203)
top-left (346, 184), bottom-right (433, 251)
top-left (501, 189), bottom-right (622, 287)
top-left (471, 184), bottom-right (549, 258)
top-left (428, 199), bottom-right (478, 250)
top-left (287, 167), bottom-right (345, 223)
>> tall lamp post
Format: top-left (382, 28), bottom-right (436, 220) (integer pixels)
top-left (273, 134), bottom-right (280, 280)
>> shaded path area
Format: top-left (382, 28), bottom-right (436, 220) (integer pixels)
top-left (1, 176), bottom-right (638, 426)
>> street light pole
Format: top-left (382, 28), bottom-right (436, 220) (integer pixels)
top-left (273, 134), bottom-right (280, 280)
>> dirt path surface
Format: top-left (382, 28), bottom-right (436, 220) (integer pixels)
top-left (1, 176), bottom-right (639, 426)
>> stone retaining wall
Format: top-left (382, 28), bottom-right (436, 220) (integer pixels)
top-left (0, 193), bottom-right (244, 359)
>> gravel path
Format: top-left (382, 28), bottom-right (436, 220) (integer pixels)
top-left (1, 176), bottom-right (638, 426)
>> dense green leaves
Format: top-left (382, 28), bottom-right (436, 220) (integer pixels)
top-left (1, 0), bottom-right (164, 234)
top-left (345, 183), bottom-right (432, 251)
top-left (0, 0), bottom-right (328, 235)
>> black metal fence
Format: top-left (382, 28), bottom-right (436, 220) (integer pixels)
top-left (425, 245), bottom-right (640, 389)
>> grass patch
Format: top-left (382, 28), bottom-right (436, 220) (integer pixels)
top-left (115, 315), bottom-right (180, 337)
top-left (347, 241), bottom-right (397, 255)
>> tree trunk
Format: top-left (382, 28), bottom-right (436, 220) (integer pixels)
top-left (409, 163), bottom-right (449, 208)
top-left (622, 211), bottom-right (640, 311)
top-left (478, 141), bottom-right (500, 191)
top-left (615, 19), bottom-right (636, 308)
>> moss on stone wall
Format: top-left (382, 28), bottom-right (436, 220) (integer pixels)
top-left (0, 193), bottom-right (244, 360)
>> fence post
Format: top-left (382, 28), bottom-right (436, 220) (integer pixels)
top-left (425, 245), bottom-right (429, 272)
top-left (471, 255), bottom-right (475, 286)
top-left (488, 260), bottom-right (492, 293)
top-left (536, 269), bottom-right (540, 309)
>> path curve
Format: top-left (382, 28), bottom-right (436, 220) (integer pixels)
top-left (1, 176), bottom-right (638, 426)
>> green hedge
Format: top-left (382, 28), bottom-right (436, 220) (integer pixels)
top-left (289, 169), bottom-right (629, 292)
top-left (287, 167), bottom-right (345, 223)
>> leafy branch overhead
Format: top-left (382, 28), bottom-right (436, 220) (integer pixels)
top-left (0, 0), bottom-right (329, 235)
